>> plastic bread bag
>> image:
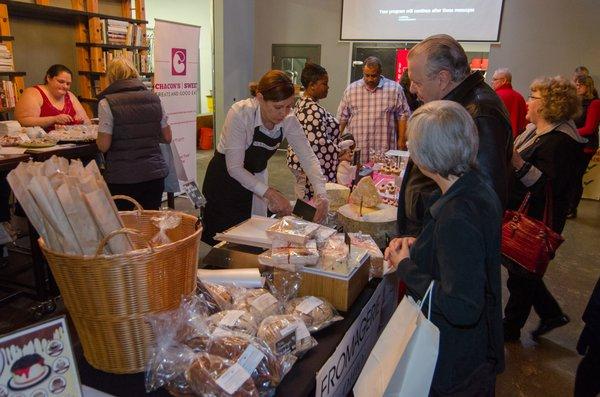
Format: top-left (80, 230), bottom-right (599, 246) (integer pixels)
top-left (270, 239), bottom-right (319, 267)
top-left (145, 308), bottom-right (195, 393)
top-left (265, 215), bottom-right (320, 244)
top-left (207, 310), bottom-right (259, 336)
top-left (264, 269), bottom-right (302, 302)
top-left (233, 288), bottom-right (283, 322)
top-left (150, 210), bottom-right (182, 246)
top-left (347, 232), bottom-right (386, 278)
top-left (185, 352), bottom-right (260, 397)
top-left (206, 331), bottom-right (293, 393)
top-left (197, 279), bottom-right (236, 312)
top-left (318, 233), bottom-right (350, 272)
top-left (284, 296), bottom-right (343, 333)
top-left (176, 295), bottom-right (214, 351)
top-left (257, 315), bottom-right (317, 358)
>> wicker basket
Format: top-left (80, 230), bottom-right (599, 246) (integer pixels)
top-left (39, 196), bottom-right (202, 374)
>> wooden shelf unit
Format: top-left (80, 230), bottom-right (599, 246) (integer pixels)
top-left (0, 0), bottom-right (148, 117)
top-left (0, 3), bottom-right (24, 107)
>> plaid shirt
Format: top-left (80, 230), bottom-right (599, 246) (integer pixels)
top-left (337, 76), bottom-right (410, 163)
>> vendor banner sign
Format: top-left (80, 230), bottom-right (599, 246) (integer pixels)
top-left (154, 19), bottom-right (200, 190)
top-left (316, 280), bottom-right (385, 397)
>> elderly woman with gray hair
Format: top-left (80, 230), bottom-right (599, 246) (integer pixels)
top-left (385, 100), bottom-right (504, 396)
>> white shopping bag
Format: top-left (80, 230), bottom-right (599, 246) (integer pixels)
top-left (354, 281), bottom-right (440, 397)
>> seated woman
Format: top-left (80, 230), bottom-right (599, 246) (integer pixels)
top-left (15, 64), bottom-right (90, 131)
top-left (503, 76), bottom-right (585, 341)
top-left (287, 63), bottom-right (340, 200)
top-left (385, 100), bottom-right (504, 396)
top-left (96, 57), bottom-right (172, 210)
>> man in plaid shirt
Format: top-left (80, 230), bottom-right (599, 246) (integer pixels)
top-left (337, 56), bottom-right (410, 163)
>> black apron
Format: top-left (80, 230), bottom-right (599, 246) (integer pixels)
top-left (201, 125), bottom-right (283, 245)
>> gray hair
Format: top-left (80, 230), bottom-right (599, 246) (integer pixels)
top-left (408, 34), bottom-right (470, 82)
top-left (364, 56), bottom-right (382, 73)
top-left (493, 68), bottom-right (512, 82)
top-left (407, 100), bottom-right (478, 178)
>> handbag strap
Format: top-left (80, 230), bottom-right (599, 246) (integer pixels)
top-left (517, 192), bottom-right (531, 213)
top-left (542, 182), bottom-right (554, 228)
top-left (418, 280), bottom-right (435, 319)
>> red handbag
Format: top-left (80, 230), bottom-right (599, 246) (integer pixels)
top-left (501, 186), bottom-right (564, 276)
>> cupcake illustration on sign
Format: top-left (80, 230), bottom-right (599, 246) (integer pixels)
top-left (49, 376), bottom-right (66, 394)
top-left (52, 357), bottom-right (69, 374)
top-left (7, 354), bottom-right (51, 391)
top-left (171, 48), bottom-right (186, 75)
top-left (46, 340), bottom-right (63, 357)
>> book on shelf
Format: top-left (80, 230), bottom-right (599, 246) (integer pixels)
top-left (0, 80), bottom-right (16, 108)
top-left (0, 44), bottom-right (14, 72)
top-left (101, 19), bottom-right (145, 47)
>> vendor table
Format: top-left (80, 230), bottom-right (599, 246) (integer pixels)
top-left (75, 244), bottom-right (398, 397)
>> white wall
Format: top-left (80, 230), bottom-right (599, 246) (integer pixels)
top-left (487, 0), bottom-right (600, 96)
top-left (254, 0), bottom-right (350, 114)
top-left (145, 0), bottom-right (213, 114)
top-left (213, 0), bottom-right (255, 140)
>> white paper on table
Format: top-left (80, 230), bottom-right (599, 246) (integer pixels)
top-left (0, 147), bottom-right (27, 155)
top-left (197, 268), bottom-right (265, 288)
top-left (214, 215), bottom-right (278, 249)
top-left (25, 143), bottom-right (76, 153)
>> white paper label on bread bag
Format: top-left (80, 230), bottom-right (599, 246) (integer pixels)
top-left (296, 296), bottom-right (323, 314)
top-left (216, 363), bottom-right (251, 395)
top-left (237, 344), bottom-right (266, 374)
top-left (276, 324), bottom-right (297, 355)
top-left (219, 310), bottom-right (245, 327)
top-left (251, 292), bottom-right (278, 312)
top-left (295, 321), bottom-right (311, 349)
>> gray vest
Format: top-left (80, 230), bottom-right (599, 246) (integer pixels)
top-left (99, 79), bottom-right (168, 184)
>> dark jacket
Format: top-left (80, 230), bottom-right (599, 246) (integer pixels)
top-left (397, 71), bottom-right (513, 236)
top-left (98, 78), bottom-right (167, 184)
top-left (396, 170), bottom-right (504, 395)
top-left (577, 277), bottom-right (600, 355)
top-left (508, 123), bottom-right (584, 234)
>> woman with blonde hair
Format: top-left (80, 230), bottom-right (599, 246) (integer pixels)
top-left (96, 57), bottom-right (172, 210)
top-left (503, 76), bottom-right (586, 341)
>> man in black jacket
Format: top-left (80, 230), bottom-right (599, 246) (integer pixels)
top-left (397, 34), bottom-right (513, 237)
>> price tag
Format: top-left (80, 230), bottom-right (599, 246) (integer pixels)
top-left (296, 296), bottom-right (323, 314)
top-left (218, 310), bottom-right (245, 327)
top-left (182, 180), bottom-right (206, 208)
top-left (237, 344), bottom-right (266, 374)
top-left (216, 363), bottom-right (251, 395)
top-left (251, 292), bottom-right (278, 312)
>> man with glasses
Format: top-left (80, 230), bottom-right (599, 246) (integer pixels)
top-left (337, 56), bottom-right (410, 163)
top-left (397, 34), bottom-right (513, 237)
top-left (492, 68), bottom-right (528, 138)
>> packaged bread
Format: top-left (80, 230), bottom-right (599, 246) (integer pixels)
top-left (198, 280), bottom-right (234, 311)
top-left (185, 352), bottom-right (259, 397)
top-left (257, 315), bottom-right (317, 357)
top-left (270, 239), bottom-right (319, 267)
top-left (284, 296), bottom-right (343, 332)
top-left (349, 177), bottom-right (381, 208)
top-left (207, 310), bottom-right (259, 336)
top-left (233, 288), bottom-right (282, 321)
top-left (266, 216), bottom-right (320, 244)
top-left (347, 232), bottom-right (385, 278)
top-left (207, 333), bottom-right (285, 393)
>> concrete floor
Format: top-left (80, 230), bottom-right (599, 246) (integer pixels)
top-left (1, 149), bottom-right (598, 396)
top-left (196, 149), bottom-right (599, 397)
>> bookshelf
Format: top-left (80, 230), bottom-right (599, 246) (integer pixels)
top-left (0, 0), bottom-right (149, 117)
top-left (0, 3), bottom-right (25, 113)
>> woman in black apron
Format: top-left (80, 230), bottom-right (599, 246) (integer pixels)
top-left (202, 70), bottom-right (329, 245)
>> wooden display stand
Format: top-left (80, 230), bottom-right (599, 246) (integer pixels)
top-left (0, 0), bottom-right (150, 118)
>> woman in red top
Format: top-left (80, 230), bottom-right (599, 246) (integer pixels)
top-left (568, 75), bottom-right (600, 218)
top-left (15, 64), bottom-right (90, 132)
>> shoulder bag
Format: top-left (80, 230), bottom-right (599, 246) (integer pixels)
top-left (501, 185), bottom-right (564, 276)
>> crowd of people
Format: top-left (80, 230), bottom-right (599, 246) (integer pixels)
top-left (1, 31), bottom-right (598, 396)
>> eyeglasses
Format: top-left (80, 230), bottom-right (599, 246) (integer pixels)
top-left (528, 95), bottom-right (542, 100)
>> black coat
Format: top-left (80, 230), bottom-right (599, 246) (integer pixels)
top-left (397, 71), bottom-right (513, 236)
top-left (508, 127), bottom-right (584, 234)
top-left (396, 170), bottom-right (505, 394)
